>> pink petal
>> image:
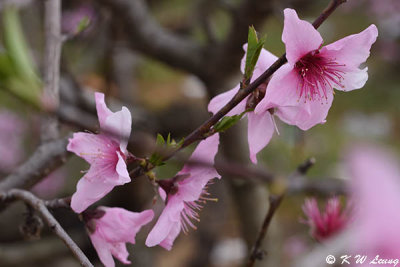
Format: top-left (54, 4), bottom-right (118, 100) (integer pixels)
top-left (95, 92), bottom-right (113, 129)
top-left (97, 207), bottom-right (154, 244)
top-left (145, 196), bottom-right (184, 248)
top-left (90, 233), bottom-right (116, 267)
top-left (347, 145), bottom-right (400, 255)
top-left (67, 133), bottom-right (118, 165)
top-left (104, 106), bottom-right (132, 154)
top-left (275, 92), bottom-right (333, 131)
top-left (115, 151), bottom-right (131, 184)
top-left (339, 67), bottom-right (369, 92)
top-left (208, 85), bottom-right (246, 116)
top-left (159, 221), bottom-right (181, 251)
top-left (255, 64), bottom-right (300, 114)
top-left (110, 243), bottom-right (130, 265)
top-left (247, 111), bottom-right (275, 164)
top-left (71, 176), bottom-right (116, 213)
top-left (282, 9), bottom-right (323, 65)
top-left (320, 25), bottom-right (378, 70)
top-left (179, 134), bottom-right (221, 201)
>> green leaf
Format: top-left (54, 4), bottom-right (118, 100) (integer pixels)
top-left (2, 6), bottom-right (41, 108)
top-left (156, 133), bottom-right (165, 145)
top-left (244, 26), bottom-right (266, 81)
top-left (214, 110), bottom-right (248, 133)
top-left (75, 16), bottom-right (90, 34)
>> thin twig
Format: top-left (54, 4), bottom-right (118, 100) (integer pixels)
top-left (41, 0), bottom-right (62, 141)
top-left (246, 194), bottom-right (284, 267)
top-left (246, 156), bottom-right (319, 267)
top-left (0, 189), bottom-right (93, 267)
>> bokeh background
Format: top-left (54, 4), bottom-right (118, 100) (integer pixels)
top-left (0, 0), bottom-right (399, 266)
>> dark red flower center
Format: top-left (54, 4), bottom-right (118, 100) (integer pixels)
top-left (295, 50), bottom-right (346, 102)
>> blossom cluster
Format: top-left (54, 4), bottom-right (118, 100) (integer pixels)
top-left (65, 8), bottom-right (378, 267)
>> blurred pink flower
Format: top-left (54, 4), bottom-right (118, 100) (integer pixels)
top-left (86, 207), bottom-right (154, 267)
top-left (32, 168), bottom-right (66, 198)
top-left (146, 134), bottom-right (221, 250)
top-left (208, 46), bottom-right (278, 164)
top-left (347, 145), bottom-right (400, 260)
top-left (68, 93), bottom-right (132, 213)
top-left (255, 9), bottom-right (378, 131)
top-left (0, 110), bottom-right (25, 172)
top-left (302, 197), bottom-right (348, 242)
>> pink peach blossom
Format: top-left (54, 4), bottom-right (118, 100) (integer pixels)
top-left (86, 207), bottom-right (154, 267)
top-left (302, 197), bottom-right (348, 242)
top-left (347, 145), bottom-right (400, 260)
top-left (67, 93), bottom-right (132, 213)
top-left (146, 134), bottom-right (221, 250)
top-left (208, 46), bottom-right (278, 164)
top-left (255, 9), bottom-right (378, 131)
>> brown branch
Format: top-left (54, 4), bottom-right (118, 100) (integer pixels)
top-left (0, 137), bottom-right (69, 192)
top-left (0, 189), bottom-right (93, 267)
top-left (246, 194), bottom-right (284, 267)
top-left (41, 0), bottom-right (62, 141)
top-left (245, 156), bottom-right (318, 267)
top-left (96, 0), bottom-right (206, 78)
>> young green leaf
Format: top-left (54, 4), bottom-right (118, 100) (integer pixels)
top-left (214, 110), bottom-right (248, 133)
top-left (244, 26), bottom-right (266, 82)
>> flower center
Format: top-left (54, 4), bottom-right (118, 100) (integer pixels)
top-left (295, 50), bottom-right (346, 103)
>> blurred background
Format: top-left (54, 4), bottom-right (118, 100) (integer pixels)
top-left (0, 0), bottom-right (399, 266)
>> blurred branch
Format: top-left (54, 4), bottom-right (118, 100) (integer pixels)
top-left (246, 194), bottom-right (284, 267)
top-left (0, 189), bottom-right (93, 267)
top-left (96, 0), bottom-right (206, 78)
top-left (246, 157), bottom-right (316, 267)
top-left (0, 137), bottom-right (69, 192)
top-left (41, 0), bottom-right (62, 141)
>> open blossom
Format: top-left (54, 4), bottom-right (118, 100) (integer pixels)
top-left (255, 9), bottom-right (378, 131)
top-left (208, 46), bottom-right (278, 164)
top-left (347, 145), bottom-right (400, 259)
top-left (85, 207), bottom-right (154, 267)
top-left (146, 134), bottom-right (221, 250)
top-left (302, 197), bottom-right (348, 242)
top-left (67, 93), bottom-right (132, 213)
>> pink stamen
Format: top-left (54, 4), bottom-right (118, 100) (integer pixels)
top-left (295, 50), bottom-right (346, 103)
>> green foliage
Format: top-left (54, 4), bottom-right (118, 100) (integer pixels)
top-left (244, 26), bottom-right (266, 82)
top-left (214, 110), bottom-right (249, 133)
top-left (0, 6), bottom-right (42, 108)
top-left (149, 133), bottom-right (184, 167)
top-left (75, 16), bottom-right (91, 34)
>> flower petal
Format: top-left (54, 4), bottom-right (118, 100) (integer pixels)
top-left (208, 85), bottom-right (246, 116)
top-left (275, 92), bottom-right (333, 131)
top-left (339, 67), bottom-right (368, 92)
top-left (95, 92), bottom-right (113, 129)
top-left (116, 151), bottom-right (131, 184)
top-left (255, 64), bottom-right (300, 114)
top-left (159, 221), bottom-right (181, 251)
top-left (90, 233), bottom-right (115, 267)
top-left (145, 196), bottom-right (184, 248)
top-left (179, 134), bottom-right (221, 201)
top-left (104, 106), bottom-right (132, 154)
top-left (71, 175), bottom-right (117, 213)
top-left (110, 243), bottom-right (130, 265)
top-left (282, 8), bottom-right (323, 65)
top-left (247, 111), bottom-right (275, 164)
top-left (320, 25), bottom-right (378, 70)
top-left (67, 133), bottom-right (118, 165)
